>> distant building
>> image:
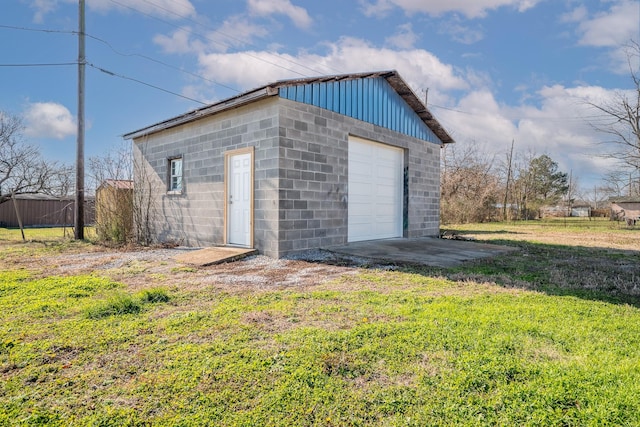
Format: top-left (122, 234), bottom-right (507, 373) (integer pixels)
top-left (571, 205), bottom-right (591, 217)
top-left (96, 180), bottom-right (134, 241)
top-left (0, 194), bottom-right (95, 228)
top-left (539, 203), bottom-right (592, 218)
top-left (610, 197), bottom-right (640, 224)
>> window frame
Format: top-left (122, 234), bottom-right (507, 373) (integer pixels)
top-left (168, 156), bottom-right (183, 193)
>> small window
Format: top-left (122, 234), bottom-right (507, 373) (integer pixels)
top-left (169, 157), bottom-right (183, 192)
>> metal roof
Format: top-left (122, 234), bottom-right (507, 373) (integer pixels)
top-left (610, 197), bottom-right (640, 203)
top-left (98, 179), bottom-right (134, 190)
top-left (123, 70), bottom-right (455, 144)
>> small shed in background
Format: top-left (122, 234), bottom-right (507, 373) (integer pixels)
top-left (0, 194), bottom-right (95, 228)
top-left (95, 179), bottom-right (134, 242)
top-left (571, 205), bottom-right (591, 217)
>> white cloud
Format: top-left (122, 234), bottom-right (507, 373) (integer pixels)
top-left (153, 27), bottom-right (205, 55)
top-left (560, 5), bottom-right (587, 24)
top-left (29, 0), bottom-right (57, 23)
top-left (575, 1), bottom-right (639, 48)
top-left (154, 17), bottom-right (268, 56)
top-left (181, 85), bottom-right (217, 105)
top-left (23, 102), bottom-right (76, 139)
top-left (29, 0), bottom-right (196, 22)
top-left (248, 0), bottom-right (312, 29)
top-left (570, 0), bottom-right (640, 74)
top-left (361, 0), bottom-right (543, 19)
top-left (88, 0), bottom-right (196, 18)
top-left (385, 23), bottom-right (419, 49)
top-left (439, 18), bottom-right (485, 44)
top-left (195, 37), bottom-right (468, 95)
top-left (435, 83), bottom-right (624, 185)
top-left (208, 16), bottom-right (269, 52)
top-left (442, 90), bottom-right (517, 145)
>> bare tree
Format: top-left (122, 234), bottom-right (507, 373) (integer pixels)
top-left (579, 184), bottom-right (610, 211)
top-left (508, 149), bottom-right (537, 219)
top-left (564, 170), bottom-right (580, 216)
top-left (47, 164), bottom-right (76, 197)
top-left (502, 139), bottom-right (515, 220)
top-left (88, 141), bottom-right (133, 192)
top-left (441, 143), bottom-right (501, 224)
top-left (0, 111), bottom-right (73, 205)
top-left (601, 169), bottom-right (637, 197)
top-left (132, 138), bottom-right (159, 245)
top-left (590, 41), bottom-right (640, 195)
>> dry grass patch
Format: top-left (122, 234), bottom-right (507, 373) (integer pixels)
top-left (449, 218), bottom-right (640, 250)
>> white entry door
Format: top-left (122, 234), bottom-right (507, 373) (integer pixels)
top-left (348, 136), bottom-right (403, 242)
top-left (227, 151), bottom-right (252, 247)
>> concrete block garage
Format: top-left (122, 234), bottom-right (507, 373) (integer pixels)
top-left (124, 70), bottom-right (454, 258)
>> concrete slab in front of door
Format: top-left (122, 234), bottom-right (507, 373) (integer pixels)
top-left (325, 237), bottom-right (516, 268)
top-left (174, 246), bottom-right (257, 267)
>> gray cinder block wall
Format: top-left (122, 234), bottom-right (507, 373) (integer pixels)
top-left (275, 98), bottom-right (440, 257)
top-left (133, 96), bottom-right (441, 258)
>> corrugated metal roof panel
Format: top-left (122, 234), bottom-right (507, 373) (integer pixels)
top-left (124, 70), bottom-right (455, 144)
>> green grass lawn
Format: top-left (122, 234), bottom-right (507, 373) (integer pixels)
top-left (1, 224), bottom-right (640, 426)
top-left (0, 227), bottom-right (92, 242)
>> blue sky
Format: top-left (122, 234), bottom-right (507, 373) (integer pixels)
top-left (1, 0), bottom-right (639, 190)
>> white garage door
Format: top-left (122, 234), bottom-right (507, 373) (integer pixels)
top-left (348, 136), bottom-right (403, 242)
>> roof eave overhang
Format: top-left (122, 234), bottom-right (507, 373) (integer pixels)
top-left (123, 86), bottom-right (278, 140)
top-left (382, 72), bottom-right (455, 145)
top-left (123, 70), bottom-right (455, 145)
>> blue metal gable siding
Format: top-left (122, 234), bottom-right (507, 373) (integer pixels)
top-left (278, 77), bottom-right (439, 144)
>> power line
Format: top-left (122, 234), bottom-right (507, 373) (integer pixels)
top-left (0, 59), bottom-right (210, 105)
top-left (429, 103), bottom-right (613, 121)
top-left (106, 0), bottom-right (333, 78)
top-left (138, 0), bottom-right (343, 76)
top-left (1, 8), bottom-right (340, 105)
top-left (0, 62), bottom-right (77, 67)
top-left (0, 23), bottom-right (217, 103)
top-left (83, 32), bottom-right (241, 93)
top-left (87, 62), bottom-right (208, 105)
top-left (0, 22), bottom-right (241, 94)
top-left (0, 24), bottom-right (74, 34)
top-left (429, 104), bottom-right (475, 115)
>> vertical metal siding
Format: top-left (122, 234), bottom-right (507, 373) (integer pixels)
top-left (313, 84), bottom-right (327, 109)
top-left (278, 77), bottom-right (439, 143)
top-left (0, 198), bottom-right (95, 228)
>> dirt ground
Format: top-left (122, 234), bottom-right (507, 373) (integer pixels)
top-left (6, 225), bottom-right (639, 297)
top-left (23, 246), bottom-right (367, 293)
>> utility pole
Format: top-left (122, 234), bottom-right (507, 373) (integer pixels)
top-left (75, 0), bottom-right (85, 239)
top-left (502, 139), bottom-right (514, 221)
top-left (567, 169), bottom-right (573, 218)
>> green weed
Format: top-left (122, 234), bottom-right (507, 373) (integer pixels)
top-left (85, 293), bottom-right (142, 319)
top-left (136, 287), bottom-right (170, 303)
